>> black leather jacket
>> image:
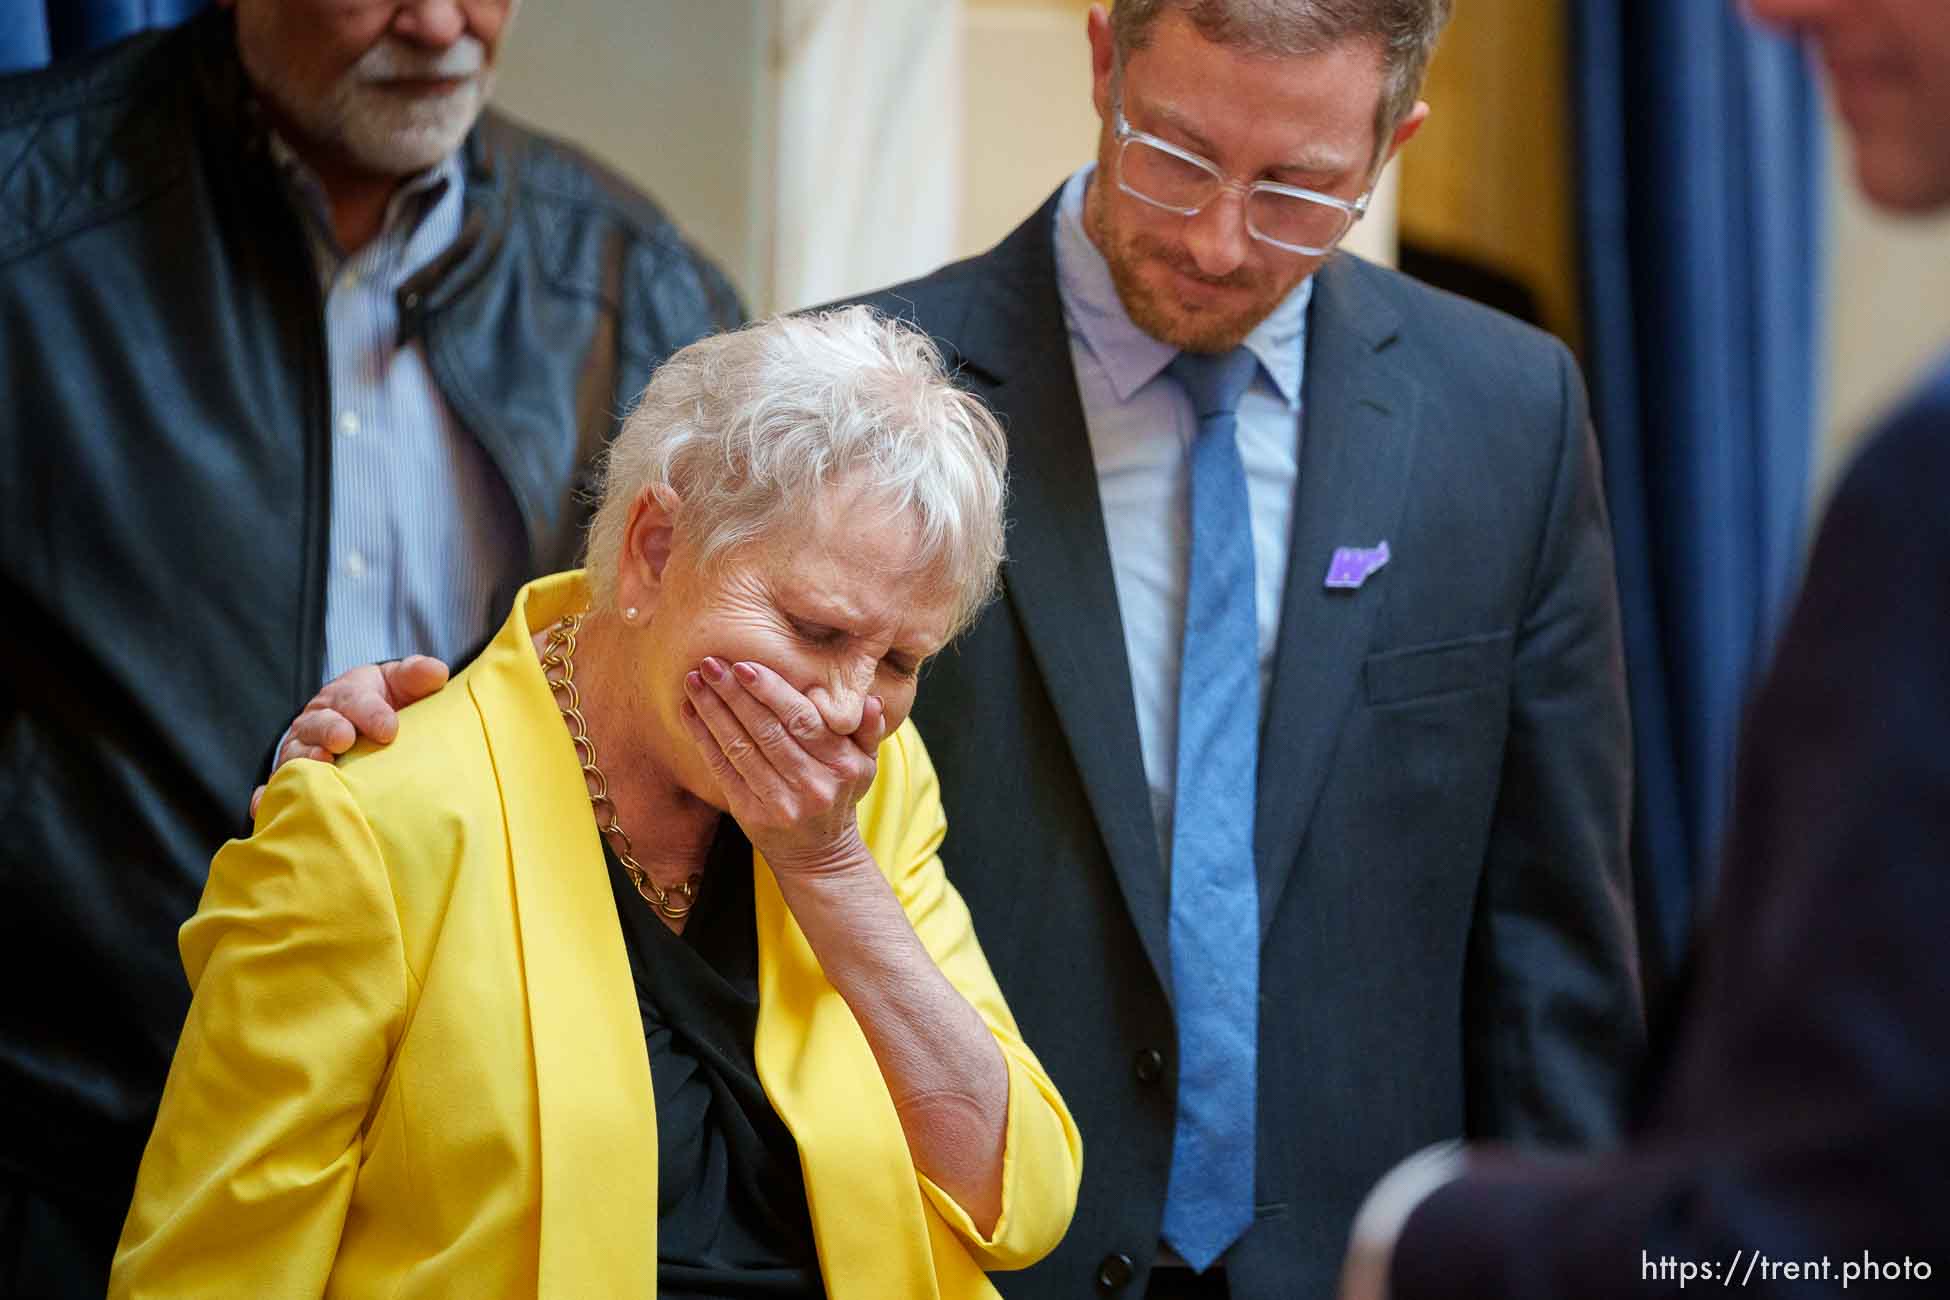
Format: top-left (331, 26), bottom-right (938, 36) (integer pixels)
top-left (0, 11), bottom-right (742, 1219)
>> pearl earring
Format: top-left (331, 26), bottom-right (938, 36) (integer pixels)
top-left (623, 606), bottom-right (639, 622)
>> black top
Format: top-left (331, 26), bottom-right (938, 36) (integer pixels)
top-left (604, 819), bottom-right (825, 1299)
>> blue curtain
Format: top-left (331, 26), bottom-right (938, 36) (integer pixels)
top-left (2, 0), bottom-right (206, 74)
top-left (1572, 2), bottom-right (1825, 1000)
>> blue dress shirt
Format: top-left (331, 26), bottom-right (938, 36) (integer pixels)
top-left (271, 140), bottom-right (527, 684)
top-left (1051, 164), bottom-right (1313, 866)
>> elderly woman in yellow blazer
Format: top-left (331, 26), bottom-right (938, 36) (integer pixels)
top-left (111, 307), bottom-right (1081, 1298)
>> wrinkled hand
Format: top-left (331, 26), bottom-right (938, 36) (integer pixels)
top-left (680, 657), bottom-right (886, 875)
top-left (249, 655), bottom-right (451, 818)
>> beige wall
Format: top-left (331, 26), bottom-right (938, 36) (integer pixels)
top-left (1821, 115), bottom-right (1950, 492)
top-left (959, 2), bottom-right (1097, 258)
top-left (1397, 0), bottom-right (1577, 347)
top-left (491, 0), bottom-right (773, 308)
top-left (769, 1), bottom-right (964, 312)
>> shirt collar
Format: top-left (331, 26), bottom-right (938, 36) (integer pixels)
top-left (267, 129), bottom-right (465, 278)
top-left (1052, 163), bottom-right (1312, 410)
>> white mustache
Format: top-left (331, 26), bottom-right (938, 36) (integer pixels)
top-left (356, 36), bottom-right (487, 83)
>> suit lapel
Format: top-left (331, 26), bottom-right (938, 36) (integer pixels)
top-left (467, 574), bottom-right (660, 1296)
top-left (948, 197), bottom-right (1173, 992)
top-left (1255, 256), bottom-right (1420, 936)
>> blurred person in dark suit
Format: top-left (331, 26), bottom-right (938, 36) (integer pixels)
top-left (0, 2), bottom-right (738, 1292)
top-left (289, 3), bottom-right (1648, 1294)
top-left (1340, 0), bottom-right (1950, 1294)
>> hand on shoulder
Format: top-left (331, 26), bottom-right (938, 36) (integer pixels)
top-left (250, 656), bottom-right (452, 818)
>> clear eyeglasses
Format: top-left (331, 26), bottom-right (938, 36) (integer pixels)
top-left (1111, 103), bottom-right (1370, 257)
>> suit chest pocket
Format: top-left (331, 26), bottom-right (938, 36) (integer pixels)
top-left (1363, 631), bottom-right (1513, 708)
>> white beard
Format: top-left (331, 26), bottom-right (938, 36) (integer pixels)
top-left (247, 34), bottom-right (493, 177)
top-left (327, 75), bottom-right (489, 175)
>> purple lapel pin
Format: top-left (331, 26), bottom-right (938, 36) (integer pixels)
top-left (1324, 540), bottom-right (1390, 590)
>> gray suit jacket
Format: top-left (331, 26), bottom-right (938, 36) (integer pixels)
top-left (850, 189), bottom-right (1645, 1298)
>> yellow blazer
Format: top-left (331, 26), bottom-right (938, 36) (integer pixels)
top-left (112, 572), bottom-right (1081, 1298)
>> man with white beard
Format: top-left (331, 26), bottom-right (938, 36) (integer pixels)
top-left (0, 4), bottom-right (740, 1292)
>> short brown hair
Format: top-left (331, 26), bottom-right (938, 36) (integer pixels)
top-left (1109, 0), bottom-right (1453, 163)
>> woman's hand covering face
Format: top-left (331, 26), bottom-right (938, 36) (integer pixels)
top-left (681, 656), bottom-right (889, 875)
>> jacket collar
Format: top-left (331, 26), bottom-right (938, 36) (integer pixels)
top-left (464, 573), bottom-right (662, 1296)
top-left (1252, 253), bottom-right (1418, 937)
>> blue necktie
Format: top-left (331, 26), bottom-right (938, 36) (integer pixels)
top-left (1160, 346), bottom-right (1261, 1272)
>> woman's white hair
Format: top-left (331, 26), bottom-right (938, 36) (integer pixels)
top-left (584, 306), bottom-right (1008, 638)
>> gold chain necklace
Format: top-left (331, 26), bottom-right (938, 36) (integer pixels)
top-left (541, 613), bottom-right (701, 921)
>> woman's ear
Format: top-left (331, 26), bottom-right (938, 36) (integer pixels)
top-left (617, 486), bottom-right (680, 613)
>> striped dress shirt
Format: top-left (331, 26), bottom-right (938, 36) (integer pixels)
top-left (272, 139), bottom-right (528, 685)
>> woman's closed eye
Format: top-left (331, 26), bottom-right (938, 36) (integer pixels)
top-left (790, 618), bottom-right (849, 648)
top-left (789, 616), bottom-right (922, 679)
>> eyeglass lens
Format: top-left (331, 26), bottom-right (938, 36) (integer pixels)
top-left (1119, 136), bottom-right (1353, 252)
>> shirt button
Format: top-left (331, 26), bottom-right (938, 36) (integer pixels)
top-left (344, 550), bottom-right (367, 578)
top-left (1097, 1252), bottom-right (1135, 1292)
top-left (339, 410), bottom-right (360, 437)
top-left (1133, 1048), bottom-right (1165, 1084)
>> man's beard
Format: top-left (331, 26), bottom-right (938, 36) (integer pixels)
top-left (1086, 176), bottom-right (1304, 354)
top-left (1108, 235), bottom-right (1277, 354)
top-left (249, 36), bottom-right (492, 177)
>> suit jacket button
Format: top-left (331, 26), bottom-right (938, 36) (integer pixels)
top-left (1133, 1047), bottom-right (1165, 1083)
top-left (1097, 1252), bottom-right (1136, 1291)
